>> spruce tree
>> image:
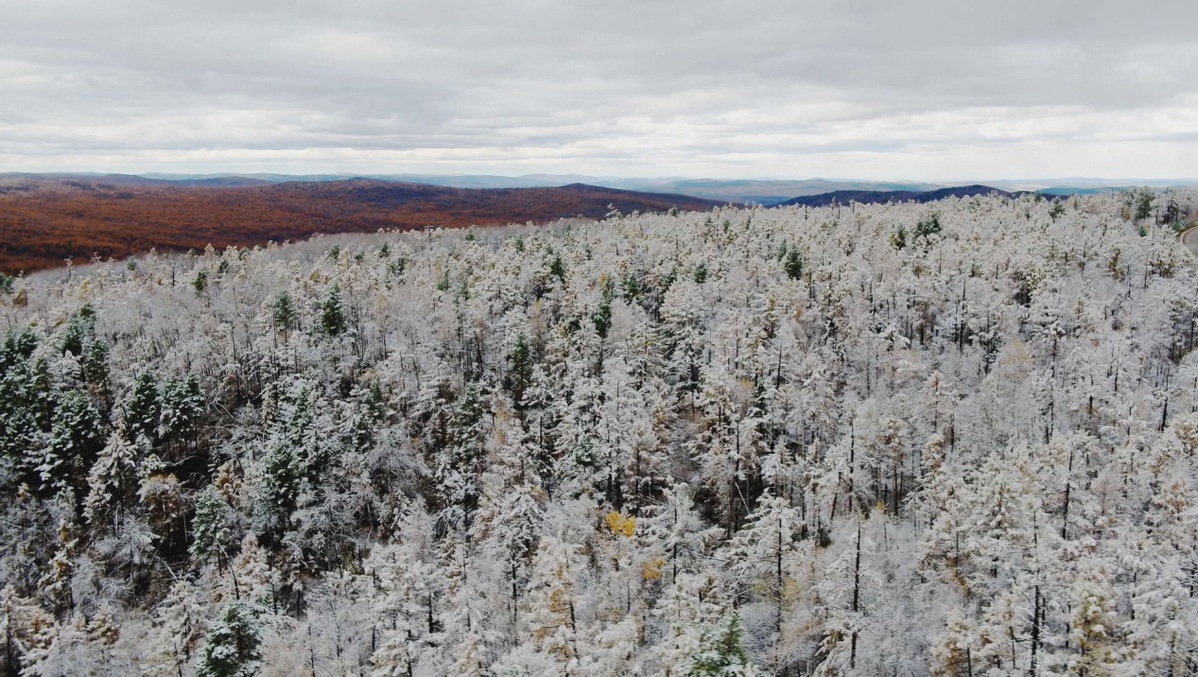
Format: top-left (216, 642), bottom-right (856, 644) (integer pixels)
top-left (320, 284), bottom-right (348, 337)
top-left (686, 614), bottom-right (756, 676)
top-left (196, 602), bottom-right (262, 677)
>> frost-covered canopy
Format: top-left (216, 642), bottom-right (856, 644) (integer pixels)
top-left (2, 190), bottom-right (1197, 675)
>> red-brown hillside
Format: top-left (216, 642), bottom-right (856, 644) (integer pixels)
top-left (0, 176), bottom-right (727, 275)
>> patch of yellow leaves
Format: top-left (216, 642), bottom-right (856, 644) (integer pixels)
top-left (642, 557), bottom-right (664, 581)
top-left (605, 511), bottom-right (636, 537)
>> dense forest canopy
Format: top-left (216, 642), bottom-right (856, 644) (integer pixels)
top-left (2, 190), bottom-right (1198, 675)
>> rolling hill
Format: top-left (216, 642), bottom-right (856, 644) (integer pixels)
top-left (0, 176), bottom-right (725, 275)
top-left (774, 184), bottom-right (1019, 207)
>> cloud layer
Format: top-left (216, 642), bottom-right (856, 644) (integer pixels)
top-left (3, 0), bottom-right (1197, 179)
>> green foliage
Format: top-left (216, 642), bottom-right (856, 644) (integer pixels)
top-left (347, 381), bottom-right (387, 453)
top-left (271, 291), bottom-right (296, 332)
top-left (1162, 199), bottom-right (1184, 230)
top-left (196, 601), bottom-right (262, 677)
top-left (915, 214), bottom-right (941, 239)
top-left (662, 266), bottom-right (678, 291)
top-left (61, 304), bottom-right (97, 357)
top-left (549, 253), bottom-right (566, 282)
top-left (505, 335), bottom-right (533, 407)
top-left (435, 383), bottom-right (487, 527)
top-left (260, 437), bottom-right (303, 538)
top-left (82, 338), bottom-right (110, 390)
top-left (0, 330), bottom-right (47, 486)
top-left (327, 244), bottom-right (341, 260)
top-left (76, 303), bottom-right (96, 323)
top-left (891, 226), bottom-right (908, 250)
top-left (622, 273), bottom-right (641, 302)
top-left (126, 371), bottom-right (161, 444)
top-left (159, 373), bottom-right (205, 447)
top-left (255, 384), bottom-right (332, 541)
top-left (0, 273), bottom-right (13, 295)
top-left (784, 248), bottom-right (803, 281)
top-left (686, 614), bottom-right (754, 676)
top-left (572, 438), bottom-right (595, 468)
top-left (41, 389), bottom-right (105, 497)
top-left (1134, 188), bottom-right (1155, 220)
top-left (191, 486), bottom-right (231, 563)
top-left (593, 281), bottom-right (614, 339)
top-left (2, 328), bottom-right (38, 367)
top-left (193, 270), bottom-right (208, 295)
top-left (1050, 202), bottom-right (1066, 220)
top-left (513, 236), bottom-right (525, 253)
top-left (56, 304), bottom-right (110, 390)
top-left (693, 263), bottom-right (708, 284)
top-left (60, 321), bottom-right (86, 359)
top-left (319, 284), bottom-right (348, 337)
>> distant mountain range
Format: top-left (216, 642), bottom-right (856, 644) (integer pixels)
top-left (126, 173), bottom-right (1198, 204)
top-left (4, 172), bottom-right (1197, 275)
top-left (127, 173), bottom-right (946, 204)
top-left (8, 172), bottom-right (1197, 205)
top-left (775, 184), bottom-right (1023, 207)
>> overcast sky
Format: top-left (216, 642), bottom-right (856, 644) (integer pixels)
top-left (3, 0), bottom-right (1197, 181)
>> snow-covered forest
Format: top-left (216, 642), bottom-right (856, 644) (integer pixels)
top-left (3, 190), bottom-right (1198, 675)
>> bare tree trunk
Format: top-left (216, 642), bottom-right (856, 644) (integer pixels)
top-left (851, 521), bottom-right (861, 669)
top-left (1030, 584), bottom-right (1041, 676)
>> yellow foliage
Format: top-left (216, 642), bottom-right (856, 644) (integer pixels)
top-left (605, 512), bottom-right (636, 537)
top-left (642, 557), bottom-right (664, 581)
top-left (782, 578), bottom-right (802, 606)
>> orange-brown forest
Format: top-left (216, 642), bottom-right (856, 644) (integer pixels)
top-left (0, 176), bottom-right (724, 275)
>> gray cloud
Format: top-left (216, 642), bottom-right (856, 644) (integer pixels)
top-left (2, 0), bottom-right (1197, 179)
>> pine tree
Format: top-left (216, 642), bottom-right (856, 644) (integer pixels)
top-left (36, 389), bottom-right (104, 500)
top-left (272, 290), bottom-right (296, 335)
top-left (81, 427), bottom-right (140, 527)
top-left (159, 373), bottom-right (204, 450)
top-left (505, 335), bottom-right (534, 409)
top-left (783, 248), bottom-right (803, 281)
top-left (192, 486), bottom-right (232, 565)
top-left (0, 332), bottom-right (48, 489)
top-left (125, 370), bottom-right (161, 445)
top-left (59, 305), bottom-right (96, 358)
top-left (684, 613), bottom-right (758, 676)
top-left (196, 601), bottom-right (262, 677)
top-left (320, 284), bottom-right (348, 337)
top-left (435, 383), bottom-right (486, 531)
